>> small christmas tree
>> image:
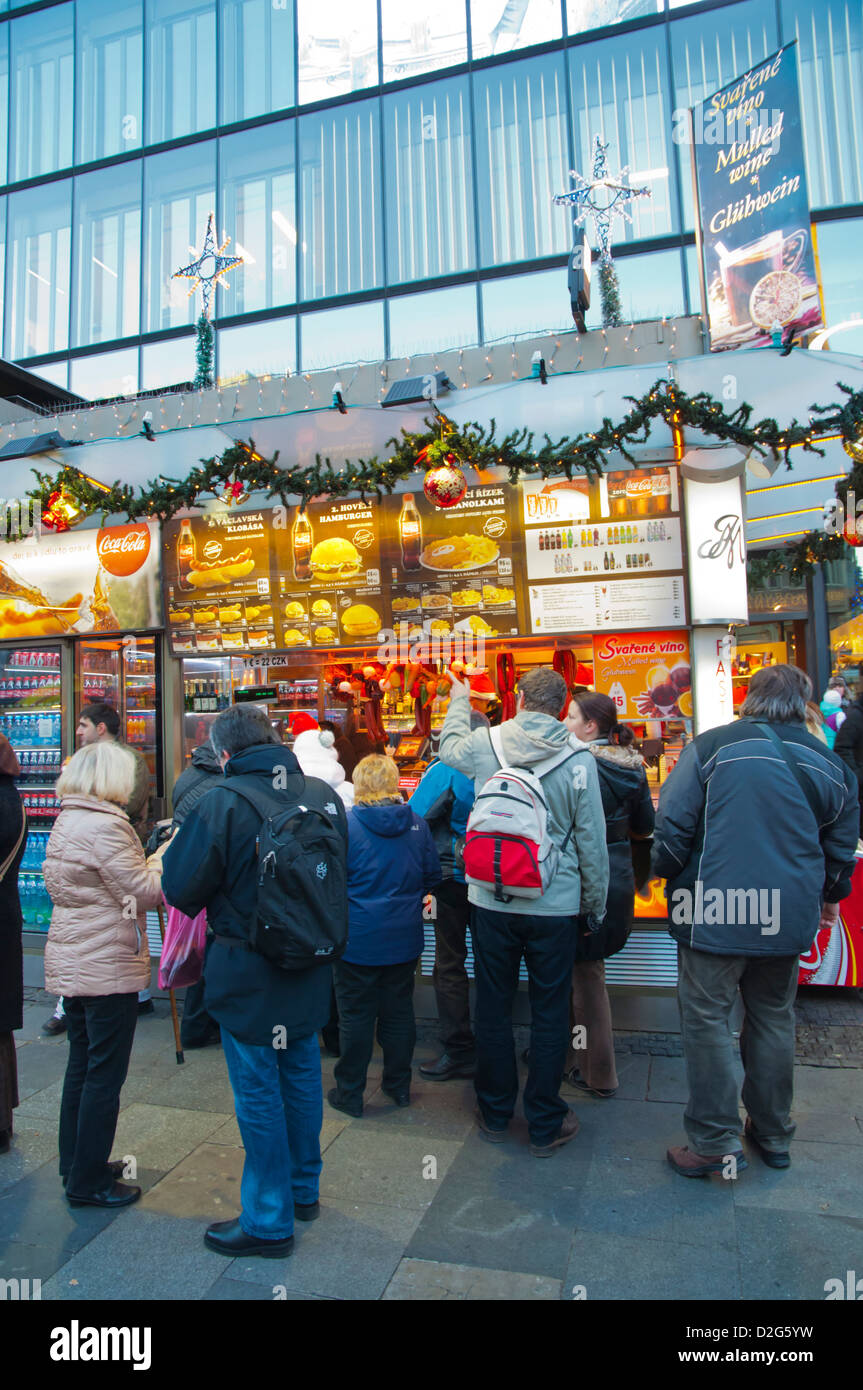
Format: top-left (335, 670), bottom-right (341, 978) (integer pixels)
top-left (194, 313), bottom-right (214, 390)
top-left (597, 256), bottom-right (623, 329)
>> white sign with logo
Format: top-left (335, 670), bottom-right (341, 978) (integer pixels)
top-left (691, 627), bottom-right (737, 734)
top-left (684, 474), bottom-right (748, 625)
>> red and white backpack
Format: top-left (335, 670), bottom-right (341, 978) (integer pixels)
top-left (463, 727), bottom-right (579, 902)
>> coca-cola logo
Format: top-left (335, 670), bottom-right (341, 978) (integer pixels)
top-left (96, 524), bottom-right (151, 577)
top-left (626, 478), bottom-right (653, 495)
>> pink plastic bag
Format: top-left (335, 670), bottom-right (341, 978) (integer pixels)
top-left (158, 896), bottom-right (207, 990)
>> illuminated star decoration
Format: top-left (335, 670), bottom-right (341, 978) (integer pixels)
top-left (172, 212), bottom-right (243, 319)
top-left (553, 135), bottom-right (651, 265)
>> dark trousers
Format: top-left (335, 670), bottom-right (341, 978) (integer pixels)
top-left (472, 906), bottom-right (576, 1145)
top-left (59, 993), bottom-right (138, 1195)
top-left (677, 944), bottom-right (799, 1154)
top-left (431, 879), bottom-right (475, 1061)
top-left (333, 958), bottom-right (418, 1107)
top-left (180, 936), bottom-right (219, 1047)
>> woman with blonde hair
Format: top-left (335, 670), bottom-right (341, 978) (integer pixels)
top-left (328, 755), bottom-right (441, 1117)
top-left (43, 740), bottom-right (165, 1208)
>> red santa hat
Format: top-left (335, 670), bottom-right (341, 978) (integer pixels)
top-left (291, 712), bottom-right (320, 736)
top-left (469, 672), bottom-right (497, 702)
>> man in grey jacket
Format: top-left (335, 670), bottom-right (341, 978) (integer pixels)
top-left (439, 666), bottom-right (609, 1156)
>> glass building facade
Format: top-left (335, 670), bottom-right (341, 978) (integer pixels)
top-left (0, 0), bottom-right (859, 394)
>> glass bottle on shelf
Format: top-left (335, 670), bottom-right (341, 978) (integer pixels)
top-left (399, 495), bottom-right (422, 571)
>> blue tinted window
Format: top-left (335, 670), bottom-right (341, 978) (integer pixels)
top-left (10, 4), bottom-right (74, 180)
top-left (297, 0), bottom-right (378, 104)
top-left (0, 29), bottom-right (8, 186)
top-left (7, 181), bottom-right (72, 359)
top-left (217, 316), bottom-right (297, 381)
top-left (388, 283), bottom-right (478, 357)
top-left (141, 333), bottom-right (196, 390)
top-left (76, 0), bottom-right (143, 164)
top-left (569, 31), bottom-right (676, 242)
top-left (300, 299), bottom-right (384, 369)
top-left (482, 267), bottom-right (575, 341)
top-left (147, 0), bottom-right (216, 145)
top-left (73, 162), bottom-right (142, 348)
top-left (383, 77), bottom-right (475, 285)
top-left (584, 247), bottom-right (685, 326)
top-left (143, 143), bottom-right (217, 333)
top-left (70, 347), bottom-right (140, 401)
top-left (783, 0), bottom-right (863, 207)
top-left (220, 0), bottom-right (295, 123)
top-left (813, 217), bottom-right (863, 353)
top-left (471, 0), bottom-right (562, 58)
top-left (567, 0), bottom-right (662, 39)
top-left (299, 101), bottom-right (383, 299)
top-left (474, 53), bottom-right (571, 267)
top-left (381, 0), bottom-right (467, 84)
top-left (220, 122), bottom-right (296, 317)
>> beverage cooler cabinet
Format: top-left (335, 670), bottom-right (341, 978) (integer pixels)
top-left (76, 637), bottom-right (163, 803)
top-left (0, 644), bottom-right (65, 931)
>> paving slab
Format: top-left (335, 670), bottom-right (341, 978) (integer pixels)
top-left (737, 1206), bottom-right (863, 1300)
top-left (734, 1141), bottom-right (863, 1218)
top-left (790, 1108), bottom-right (863, 1146)
top-left (109, 1104), bottom-right (231, 1173)
top-left (351, 1078), bottom-right (477, 1140)
top-left (318, 1126), bottom-right (461, 1210)
top-left (788, 1066), bottom-right (863, 1112)
top-left (138, 1058), bottom-right (236, 1114)
top-left (607, 1051), bottom-right (651, 1101)
top-left (14, 1040), bottom-right (73, 1099)
top-left (646, 1055), bottom-right (702, 1104)
top-left (383, 1257), bottom-right (562, 1300)
top-left (39, 1209), bottom-right (229, 1301)
top-left (563, 1230), bottom-right (741, 1301)
top-left (0, 1123), bottom-right (58, 1195)
top-left (0, 1159), bottom-right (165, 1256)
top-left (226, 1197), bottom-right (424, 1300)
top-left (14, 1005), bottom-right (60, 1045)
top-left (574, 1154), bottom-right (738, 1251)
top-left (209, 1113), bottom-right (348, 1154)
top-left (564, 1097), bottom-right (690, 1162)
top-left (141, 1143), bottom-right (244, 1224)
top-left (0, 1240), bottom-right (75, 1285)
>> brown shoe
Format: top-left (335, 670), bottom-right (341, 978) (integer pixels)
top-left (530, 1108), bottom-right (580, 1157)
top-left (667, 1145), bottom-right (747, 1177)
top-left (474, 1106), bottom-right (508, 1143)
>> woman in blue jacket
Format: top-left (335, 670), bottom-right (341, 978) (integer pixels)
top-left (329, 756), bottom-right (442, 1118)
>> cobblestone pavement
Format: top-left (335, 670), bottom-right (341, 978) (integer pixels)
top-left (4, 986), bottom-right (862, 1301)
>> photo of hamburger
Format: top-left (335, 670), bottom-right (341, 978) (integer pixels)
top-left (283, 628), bottom-right (308, 647)
top-left (284, 601), bottom-right (306, 620)
top-left (313, 625), bottom-right (337, 644)
top-left (309, 537), bottom-right (361, 579)
top-left (312, 598), bottom-right (333, 618)
top-left (340, 604), bottom-right (381, 640)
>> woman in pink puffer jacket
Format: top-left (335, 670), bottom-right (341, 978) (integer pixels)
top-left (43, 741), bottom-right (164, 1210)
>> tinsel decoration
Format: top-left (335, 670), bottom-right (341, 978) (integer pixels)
top-left (597, 258), bottom-right (623, 330)
top-left (194, 313), bottom-right (215, 391)
top-left (22, 380), bottom-right (863, 551)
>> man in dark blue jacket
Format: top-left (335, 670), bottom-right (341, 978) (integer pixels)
top-left (162, 705), bottom-right (347, 1258)
top-left (652, 664), bottom-right (858, 1178)
top-left (409, 710), bottom-right (488, 1081)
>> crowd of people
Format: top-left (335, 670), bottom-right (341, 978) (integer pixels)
top-left (0, 662), bottom-right (859, 1258)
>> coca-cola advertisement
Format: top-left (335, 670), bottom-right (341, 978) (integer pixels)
top-left (0, 522), bottom-right (161, 640)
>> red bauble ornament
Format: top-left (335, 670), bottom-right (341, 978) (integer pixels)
top-left (423, 453), bottom-right (467, 509)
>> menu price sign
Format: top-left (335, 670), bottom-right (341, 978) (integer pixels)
top-left (592, 631), bottom-right (692, 721)
top-left (384, 485), bottom-right (523, 641)
top-left (273, 498), bottom-right (384, 650)
top-left (692, 43), bottom-right (821, 351)
top-left (165, 512), bottom-right (274, 653)
top-left (528, 576), bottom-right (686, 634)
top-left (520, 477), bottom-right (591, 525)
top-left (525, 517), bottom-right (682, 581)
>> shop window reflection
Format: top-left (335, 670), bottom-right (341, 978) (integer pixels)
top-left (471, 0), bottom-right (562, 58)
top-left (813, 218), bottom-right (863, 355)
top-left (297, 0), bottom-right (379, 105)
top-left (583, 247), bottom-right (685, 327)
top-left (217, 317), bottom-right (297, 382)
top-left (142, 143), bottom-right (216, 334)
top-left (70, 348), bottom-right (139, 402)
top-left (299, 102), bottom-right (383, 300)
top-left (300, 299), bottom-right (384, 370)
top-left (566, 0), bottom-right (661, 39)
top-left (388, 283), bottom-right (478, 357)
top-left (146, 0), bottom-right (216, 146)
top-left (72, 163), bottom-right (142, 348)
top-left (482, 267), bottom-right (574, 342)
top-left (783, 0), bottom-right (863, 208)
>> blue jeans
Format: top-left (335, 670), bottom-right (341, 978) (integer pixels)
top-left (220, 1028), bottom-right (323, 1240)
top-left (472, 906), bottom-right (577, 1145)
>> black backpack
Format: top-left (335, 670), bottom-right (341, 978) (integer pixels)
top-left (225, 773), bottom-right (349, 971)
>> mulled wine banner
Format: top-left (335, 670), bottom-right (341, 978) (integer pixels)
top-left (691, 42), bottom-right (822, 352)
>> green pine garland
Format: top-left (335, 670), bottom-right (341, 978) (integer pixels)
top-left (597, 257), bottom-right (623, 329)
top-left (24, 379), bottom-right (863, 584)
top-left (194, 313), bottom-right (214, 391)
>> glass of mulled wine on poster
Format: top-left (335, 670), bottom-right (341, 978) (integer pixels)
top-left (717, 229), bottom-right (807, 328)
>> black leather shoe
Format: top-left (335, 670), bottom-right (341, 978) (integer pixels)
top-left (182, 1030), bottom-right (221, 1050)
top-left (43, 1015), bottom-right (67, 1036)
top-left (204, 1218), bottom-right (294, 1258)
top-left (383, 1090), bottom-right (411, 1107)
top-left (63, 1160), bottom-right (126, 1189)
top-left (294, 1201), bottom-right (320, 1222)
top-left (66, 1181), bottom-right (142, 1209)
top-left (419, 1053), bottom-right (476, 1081)
top-left (327, 1087), bottom-right (362, 1118)
top-left (744, 1119), bottom-right (790, 1169)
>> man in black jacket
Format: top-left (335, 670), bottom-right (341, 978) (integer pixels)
top-left (162, 705), bottom-right (347, 1258)
top-left (171, 742), bottom-right (223, 1050)
top-left (652, 664), bottom-right (858, 1178)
